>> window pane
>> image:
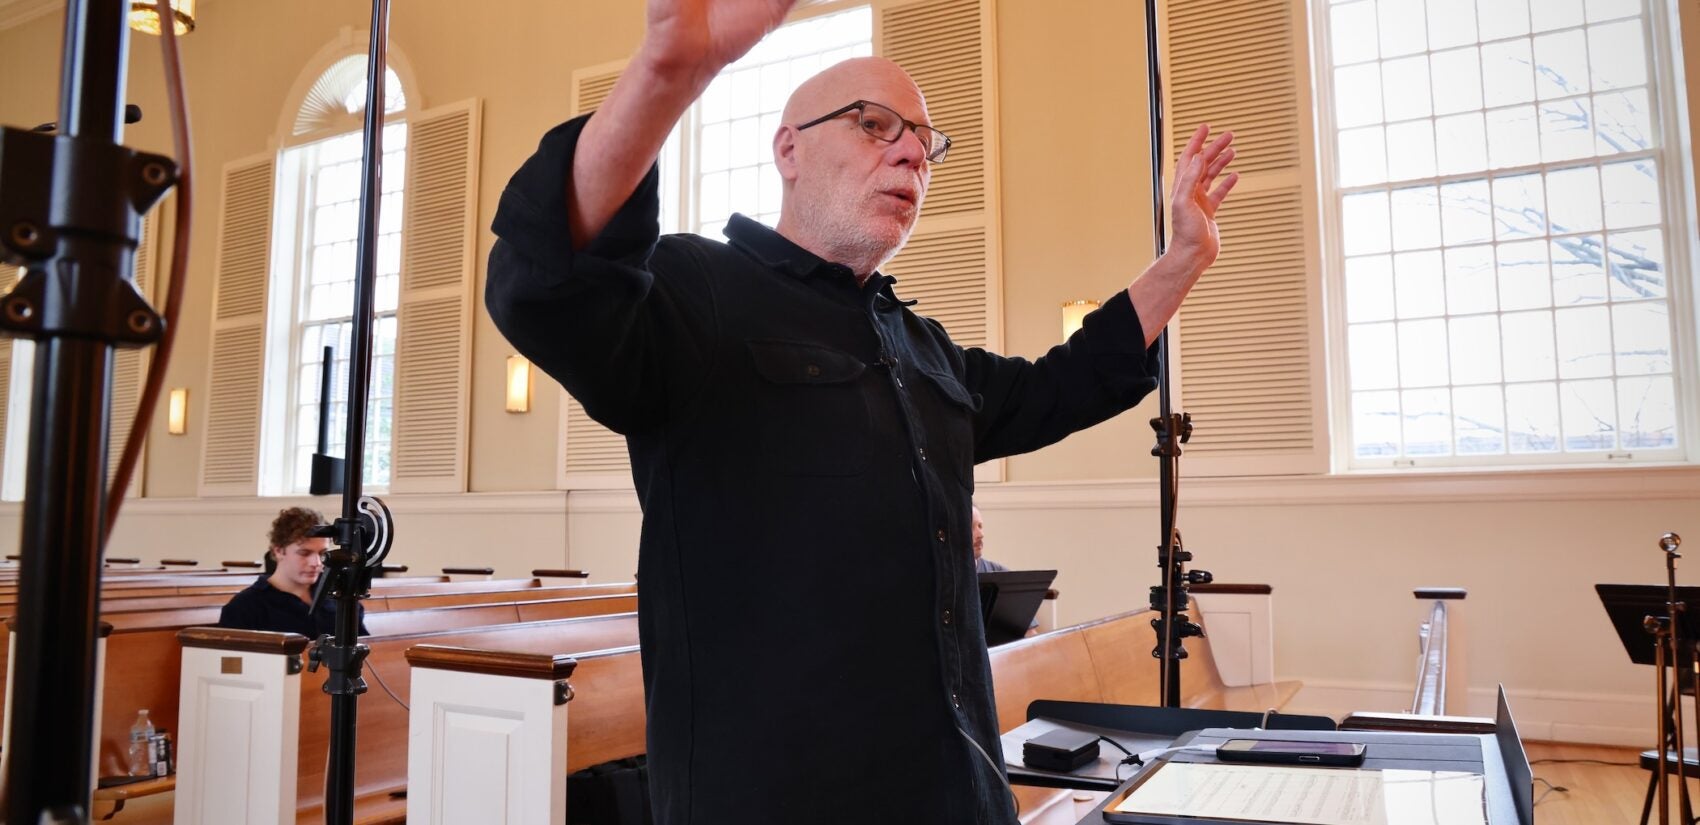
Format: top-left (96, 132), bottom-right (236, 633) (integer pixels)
top-left (1551, 235), bottom-right (1608, 306)
top-left (1449, 315), bottom-right (1502, 385)
top-left (1532, 30), bottom-right (1590, 99)
top-left (1595, 88), bottom-right (1654, 155)
top-left (1444, 244), bottom-right (1498, 314)
top-left (1539, 98), bottom-right (1595, 162)
top-left (1587, 0), bottom-right (1641, 22)
top-left (1345, 255), bottom-right (1396, 323)
top-left (1611, 302), bottom-right (1670, 374)
top-left (1435, 112), bottom-right (1489, 175)
top-left (1339, 125), bottom-right (1389, 185)
top-left (1386, 120), bottom-right (1437, 181)
top-left (1505, 382), bottom-right (1561, 452)
top-left (1485, 106), bottom-right (1540, 169)
top-left (1481, 40), bottom-right (1535, 108)
top-left (1601, 159), bottom-right (1660, 228)
top-left (1492, 173), bottom-right (1546, 240)
top-left (1342, 191), bottom-right (1392, 255)
top-left (1533, 0), bottom-right (1585, 31)
top-left (1618, 375), bottom-right (1676, 449)
top-left (1335, 64), bottom-right (1384, 129)
top-left (1545, 166), bottom-right (1602, 234)
top-left (1589, 20), bottom-right (1648, 91)
top-left (1401, 388), bottom-right (1452, 455)
top-left (1332, 2), bottom-right (1380, 64)
top-left (1381, 56), bottom-right (1431, 121)
top-left (1560, 378), bottom-right (1617, 449)
top-left (1397, 318), bottom-right (1449, 387)
top-left (1349, 322), bottom-right (1400, 390)
top-left (1377, 0), bottom-right (1426, 57)
top-left (1454, 385), bottom-right (1507, 454)
top-left (1353, 390), bottom-right (1403, 457)
top-left (1605, 228), bottom-right (1665, 300)
top-left (1389, 186), bottom-right (1440, 250)
top-left (1427, 0), bottom-right (1478, 50)
top-left (1394, 250), bottom-right (1445, 318)
top-left (1431, 48), bottom-right (1484, 115)
top-left (1554, 305), bottom-right (1612, 378)
top-left (1439, 180), bottom-right (1493, 245)
top-left (1501, 311), bottom-right (1556, 381)
top-left (1497, 239), bottom-right (1551, 311)
top-left (1477, 0), bottom-right (1530, 40)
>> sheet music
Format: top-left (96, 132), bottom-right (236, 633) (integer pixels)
top-left (1113, 762), bottom-right (1486, 825)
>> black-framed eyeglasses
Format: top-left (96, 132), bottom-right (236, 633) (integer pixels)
top-left (794, 99), bottom-right (952, 163)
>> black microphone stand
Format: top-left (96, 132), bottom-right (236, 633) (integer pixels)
top-left (0, 1), bottom-right (175, 821)
top-left (1647, 533), bottom-right (1691, 824)
top-left (1139, 0), bottom-right (1209, 708)
top-left (300, 1), bottom-right (396, 823)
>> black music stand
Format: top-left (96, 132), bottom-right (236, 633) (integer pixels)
top-left (1598, 583), bottom-right (1700, 824)
top-left (978, 569), bottom-right (1056, 646)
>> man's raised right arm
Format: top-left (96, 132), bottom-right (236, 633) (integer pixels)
top-left (568, 0), bottom-right (797, 248)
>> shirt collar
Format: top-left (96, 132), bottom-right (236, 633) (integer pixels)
top-left (722, 214), bottom-right (913, 310)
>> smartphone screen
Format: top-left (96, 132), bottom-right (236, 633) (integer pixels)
top-left (1227, 740), bottom-right (1362, 755)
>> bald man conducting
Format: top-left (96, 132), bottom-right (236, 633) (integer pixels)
top-left (486, 1), bottom-right (1237, 822)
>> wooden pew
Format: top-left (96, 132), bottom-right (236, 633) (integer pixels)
top-left (986, 605), bottom-right (1303, 823)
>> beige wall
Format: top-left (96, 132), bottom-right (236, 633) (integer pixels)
top-left (1, 0), bottom-right (1699, 746)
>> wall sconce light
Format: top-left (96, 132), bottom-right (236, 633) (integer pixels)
top-left (167, 387), bottom-right (189, 435)
top-left (128, 0), bottom-right (197, 35)
top-left (1061, 300), bottom-right (1100, 341)
top-left (506, 355), bottom-right (532, 413)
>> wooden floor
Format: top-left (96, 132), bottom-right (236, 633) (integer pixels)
top-left (1528, 741), bottom-right (1673, 825)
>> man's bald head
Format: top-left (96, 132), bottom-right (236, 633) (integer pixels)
top-left (772, 57), bottom-right (934, 279)
top-left (781, 57), bottom-right (928, 127)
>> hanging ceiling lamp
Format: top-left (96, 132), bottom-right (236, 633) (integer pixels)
top-left (128, 0), bottom-right (196, 36)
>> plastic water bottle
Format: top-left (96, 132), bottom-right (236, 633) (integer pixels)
top-left (127, 709), bottom-right (155, 777)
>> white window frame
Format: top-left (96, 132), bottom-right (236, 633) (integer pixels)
top-left (259, 60), bottom-right (410, 496)
top-left (1311, 0), bottom-right (1700, 472)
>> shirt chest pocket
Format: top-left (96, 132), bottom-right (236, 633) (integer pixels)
top-left (746, 339), bottom-right (873, 477)
top-left (915, 368), bottom-right (980, 491)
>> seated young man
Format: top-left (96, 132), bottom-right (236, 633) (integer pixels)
top-left (218, 507), bottom-right (367, 637)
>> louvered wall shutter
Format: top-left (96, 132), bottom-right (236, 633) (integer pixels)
top-left (199, 156), bottom-right (275, 495)
top-left (0, 264), bottom-right (16, 482)
top-left (390, 99), bottom-right (481, 493)
top-left (558, 61), bottom-right (637, 487)
top-left (875, 0), bottom-right (1001, 353)
top-left (106, 206), bottom-right (162, 495)
top-left (1162, 0), bottom-right (1327, 475)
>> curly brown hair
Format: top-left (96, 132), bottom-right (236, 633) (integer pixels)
top-left (268, 507), bottom-right (326, 551)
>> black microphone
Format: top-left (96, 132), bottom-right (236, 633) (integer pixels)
top-left (31, 103), bottom-right (142, 133)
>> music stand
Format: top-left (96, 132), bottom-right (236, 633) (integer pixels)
top-left (979, 569), bottom-right (1056, 646)
top-left (1598, 583), bottom-right (1700, 823)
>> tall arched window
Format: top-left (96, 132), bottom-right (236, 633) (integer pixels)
top-left (261, 56), bottom-right (408, 494)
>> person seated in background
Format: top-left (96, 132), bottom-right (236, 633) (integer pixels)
top-left (970, 504), bottom-right (1039, 637)
top-left (218, 507), bottom-right (367, 637)
top-left (971, 504), bottom-right (1006, 573)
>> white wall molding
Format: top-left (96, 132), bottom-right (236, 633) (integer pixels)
top-left (974, 465), bottom-right (1700, 509)
top-left (534, 465), bottom-right (1700, 516)
top-left (0, 490), bottom-right (569, 519)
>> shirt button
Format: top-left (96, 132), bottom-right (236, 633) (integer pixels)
top-left (942, 609), bottom-right (952, 626)
top-left (951, 693), bottom-right (962, 709)
top-left (918, 447), bottom-right (928, 461)
top-left (936, 530), bottom-right (947, 543)
top-left (805, 364), bottom-right (821, 377)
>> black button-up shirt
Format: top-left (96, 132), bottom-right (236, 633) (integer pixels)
top-left (217, 574), bottom-right (367, 639)
top-left (487, 115), bottom-right (1160, 825)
